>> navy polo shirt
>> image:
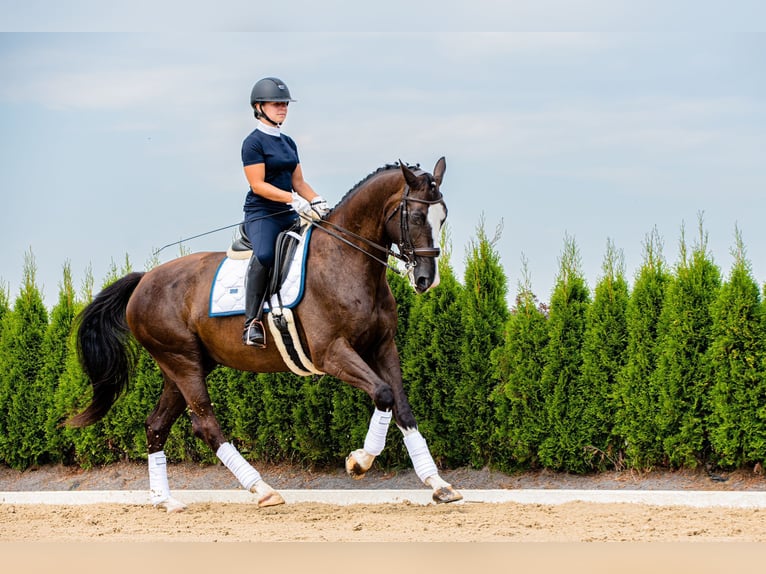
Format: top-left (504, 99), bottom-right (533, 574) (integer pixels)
top-left (241, 124), bottom-right (300, 213)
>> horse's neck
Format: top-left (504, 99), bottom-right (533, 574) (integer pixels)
top-left (334, 182), bottom-right (399, 247)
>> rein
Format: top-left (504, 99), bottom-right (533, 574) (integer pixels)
top-left (303, 214), bottom-right (404, 274)
top-left (154, 176), bottom-right (444, 277)
top-left (153, 209), bottom-right (294, 256)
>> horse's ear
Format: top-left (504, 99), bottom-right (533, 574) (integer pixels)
top-left (400, 160), bottom-right (419, 188)
top-left (433, 156), bottom-right (446, 186)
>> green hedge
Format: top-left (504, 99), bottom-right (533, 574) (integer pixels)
top-left (2, 219), bottom-right (766, 474)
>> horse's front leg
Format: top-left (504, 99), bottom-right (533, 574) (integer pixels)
top-left (398, 426), bottom-right (462, 504)
top-left (377, 339), bottom-right (462, 503)
top-left (336, 338), bottom-right (462, 504)
top-left (345, 407), bottom-right (393, 479)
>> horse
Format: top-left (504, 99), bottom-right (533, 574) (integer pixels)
top-left (68, 157), bottom-right (463, 511)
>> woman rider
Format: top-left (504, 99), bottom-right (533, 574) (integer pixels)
top-left (241, 77), bottom-right (328, 347)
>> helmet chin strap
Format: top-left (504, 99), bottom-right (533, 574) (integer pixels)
top-left (255, 104), bottom-right (281, 128)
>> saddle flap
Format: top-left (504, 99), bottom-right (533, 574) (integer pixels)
top-left (269, 223), bottom-right (305, 296)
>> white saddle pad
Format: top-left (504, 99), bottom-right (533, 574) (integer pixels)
top-left (209, 227), bottom-right (312, 317)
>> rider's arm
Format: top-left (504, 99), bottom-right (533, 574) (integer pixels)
top-left (291, 164), bottom-right (319, 202)
top-left (243, 163), bottom-right (293, 203)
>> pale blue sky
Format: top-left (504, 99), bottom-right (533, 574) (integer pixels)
top-left (1, 3), bottom-right (765, 308)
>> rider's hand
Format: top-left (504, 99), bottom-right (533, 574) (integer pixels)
top-left (290, 192), bottom-right (313, 217)
top-left (310, 196), bottom-right (330, 218)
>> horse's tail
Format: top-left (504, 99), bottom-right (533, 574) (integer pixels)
top-left (67, 271), bottom-right (145, 428)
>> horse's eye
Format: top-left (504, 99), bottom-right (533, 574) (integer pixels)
top-left (410, 212), bottom-right (426, 225)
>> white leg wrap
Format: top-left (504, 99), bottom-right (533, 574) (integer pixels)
top-left (216, 442), bottom-right (262, 491)
top-left (402, 428), bottom-right (439, 484)
top-left (362, 408), bottom-right (392, 456)
top-left (148, 451), bottom-right (171, 505)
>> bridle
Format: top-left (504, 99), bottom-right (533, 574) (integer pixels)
top-left (388, 180), bottom-right (443, 263)
top-left (304, 180), bottom-right (444, 275)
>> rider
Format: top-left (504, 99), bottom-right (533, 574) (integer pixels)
top-left (241, 76), bottom-right (329, 347)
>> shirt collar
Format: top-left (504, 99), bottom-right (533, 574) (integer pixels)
top-left (256, 121), bottom-right (281, 137)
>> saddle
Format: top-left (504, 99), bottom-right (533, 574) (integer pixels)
top-left (226, 223), bottom-right (322, 377)
top-left (228, 222), bottom-right (305, 303)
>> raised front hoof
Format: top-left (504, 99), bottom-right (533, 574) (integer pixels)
top-left (156, 497), bottom-right (187, 513)
top-left (345, 454), bottom-right (367, 480)
top-left (432, 486), bottom-right (463, 504)
top-left (257, 491), bottom-right (286, 508)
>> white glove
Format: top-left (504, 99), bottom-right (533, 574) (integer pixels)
top-left (290, 192), bottom-right (313, 217)
top-left (310, 196), bottom-right (330, 218)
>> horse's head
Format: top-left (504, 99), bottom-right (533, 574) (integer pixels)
top-left (393, 157), bottom-right (448, 294)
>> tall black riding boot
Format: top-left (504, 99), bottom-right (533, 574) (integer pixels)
top-left (243, 256), bottom-right (270, 348)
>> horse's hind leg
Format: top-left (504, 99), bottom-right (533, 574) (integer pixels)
top-left (160, 361), bottom-right (284, 508)
top-left (145, 378), bottom-right (189, 512)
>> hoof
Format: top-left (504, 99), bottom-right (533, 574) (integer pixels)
top-left (157, 497), bottom-right (187, 513)
top-left (345, 449), bottom-right (374, 480)
top-left (258, 491), bottom-right (285, 508)
top-left (432, 486), bottom-right (463, 504)
top-left (345, 455), bottom-right (367, 480)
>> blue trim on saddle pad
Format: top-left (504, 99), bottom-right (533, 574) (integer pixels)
top-left (208, 227), bottom-right (313, 317)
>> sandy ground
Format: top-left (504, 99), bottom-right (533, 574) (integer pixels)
top-left (3, 497), bottom-right (766, 543)
top-left (2, 461), bottom-right (766, 545)
top-left (3, 462), bottom-right (766, 572)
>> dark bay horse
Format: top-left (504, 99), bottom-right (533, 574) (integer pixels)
top-left (69, 158), bottom-right (462, 511)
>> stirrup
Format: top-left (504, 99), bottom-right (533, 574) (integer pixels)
top-left (243, 319), bottom-right (266, 348)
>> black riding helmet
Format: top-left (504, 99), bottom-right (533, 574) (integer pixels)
top-left (250, 77), bottom-right (296, 124)
top-left (250, 77), bottom-right (296, 105)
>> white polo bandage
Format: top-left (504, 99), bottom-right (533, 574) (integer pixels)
top-left (362, 408), bottom-right (392, 456)
top-left (402, 429), bottom-right (439, 484)
top-left (216, 442), bottom-right (262, 491)
top-left (148, 450), bottom-right (171, 505)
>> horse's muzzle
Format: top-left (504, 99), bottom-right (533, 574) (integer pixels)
top-left (415, 275), bottom-right (432, 294)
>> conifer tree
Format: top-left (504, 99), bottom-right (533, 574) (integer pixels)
top-left (538, 234), bottom-right (591, 472)
top-left (388, 262), bottom-right (415, 353)
top-left (706, 228), bottom-right (766, 468)
top-left (39, 263), bottom-right (79, 464)
top-left (253, 371), bottom-right (304, 462)
top-left (206, 365), bottom-right (235, 440)
top-left (50, 267), bottom-right (94, 465)
top-left (615, 228), bottom-right (670, 468)
top-left (454, 218), bottom-right (509, 467)
top-left (402, 232), bottom-right (465, 466)
top-left (0, 280), bottom-right (8, 324)
top-left (578, 239), bottom-right (629, 470)
top-left (226, 370), bottom-right (265, 455)
top-left (291, 375), bottom-right (338, 465)
top-left (653, 217), bottom-right (721, 467)
top-left (490, 256), bottom-right (549, 471)
top-left (0, 250), bottom-right (49, 469)
top-left (56, 262), bottom-right (126, 466)
top-left (0, 280), bottom-right (9, 435)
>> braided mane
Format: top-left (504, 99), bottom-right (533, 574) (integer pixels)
top-left (332, 161), bottom-right (421, 212)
